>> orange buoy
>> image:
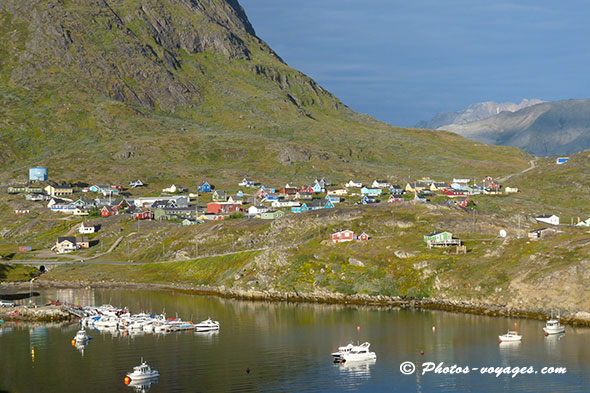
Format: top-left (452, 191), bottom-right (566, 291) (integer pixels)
top-left (124, 376), bottom-right (131, 385)
top-left (432, 326), bottom-right (436, 333)
top-left (71, 339), bottom-right (76, 346)
top-left (420, 350), bottom-right (424, 355)
top-left (514, 323), bottom-right (518, 328)
top-left (357, 326), bottom-right (360, 332)
top-left (498, 339), bottom-right (502, 343)
top-left (544, 332), bottom-right (549, 336)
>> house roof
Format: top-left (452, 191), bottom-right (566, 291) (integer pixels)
top-left (57, 237), bottom-right (77, 244)
top-left (426, 231), bottom-right (450, 237)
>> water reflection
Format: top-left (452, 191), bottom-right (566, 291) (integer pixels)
top-left (127, 378), bottom-right (158, 393)
top-left (338, 358), bottom-right (375, 379)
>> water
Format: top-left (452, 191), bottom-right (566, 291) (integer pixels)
top-left (0, 288), bottom-right (585, 392)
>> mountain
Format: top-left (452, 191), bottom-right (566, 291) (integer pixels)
top-left (0, 0), bottom-right (530, 186)
top-left (439, 99), bottom-right (590, 156)
top-left (416, 99), bottom-right (543, 129)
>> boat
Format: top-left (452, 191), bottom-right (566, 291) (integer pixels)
top-left (195, 318), bottom-right (220, 332)
top-left (543, 313), bottom-right (566, 335)
top-left (340, 343), bottom-right (376, 363)
top-left (498, 330), bottom-right (522, 343)
top-left (332, 342), bottom-right (371, 360)
top-left (73, 329), bottom-right (92, 343)
top-left (125, 359), bottom-right (159, 382)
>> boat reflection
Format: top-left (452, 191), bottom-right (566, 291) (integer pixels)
top-left (74, 341), bottom-right (88, 356)
top-left (498, 340), bottom-right (521, 355)
top-left (127, 378), bottom-right (158, 393)
top-left (337, 358), bottom-right (375, 379)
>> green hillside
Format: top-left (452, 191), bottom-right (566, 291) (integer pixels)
top-left (0, 0), bottom-right (530, 187)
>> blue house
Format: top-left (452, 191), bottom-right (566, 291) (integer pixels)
top-left (29, 167), bottom-right (48, 181)
top-left (236, 190), bottom-right (244, 197)
top-left (198, 182), bottom-right (212, 192)
top-left (361, 196), bottom-right (377, 204)
top-left (361, 187), bottom-right (382, 196)
top-left (291, 203), bottom-right (309, 213)
top-left (312, 183), bottom-right (323, 193)
top-left (326, 195), bottom-right (340, 203)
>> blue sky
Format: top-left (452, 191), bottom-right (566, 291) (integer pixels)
top-left (240, 0), bottom-right (590, 126)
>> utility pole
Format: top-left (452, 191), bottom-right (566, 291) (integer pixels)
top-left (194, 239), bottom-right (198, 258)
top-left (518, 215), bottom-right (521, 239)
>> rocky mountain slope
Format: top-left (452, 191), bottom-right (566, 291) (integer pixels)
top-left (416, 98), bottom-right (542, 129)
top-left (439, 99), bottom-right (590, 156)
top-left (0, 0), bottom-right (529, 186)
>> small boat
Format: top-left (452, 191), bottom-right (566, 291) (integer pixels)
top-left (498, 330), bottom-right (522, 343)
top-left (340, 343), bottom-right (376, 363)
top-left (195, 318), bottom-right (220, 332)
top-left (73, 329), bottom-right (92, 343)
top-left (543, 313), bottom-right (566, 335)
top-left (125, 359), bottom-right (159, 382)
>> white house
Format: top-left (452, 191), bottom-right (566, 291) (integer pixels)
top-left (372, 180), bottom-right (390, 188)
top-left (453, 178), bottom-right (471, 184)
top-left (535, 215), bottom-right (560, 226)
top-left (79, 222), bottom-right (96, 234)
top-left (345, 180), bottom-right (363, 188)
top-left (272, 200), bottom-right (300, 208)
top-left (248, 205), bottom-right (269, 216)
top-left (163, 184), bottom-right (182, 193)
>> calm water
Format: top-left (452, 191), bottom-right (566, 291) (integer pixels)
top-left (0, 288), bottom-right (586, 392)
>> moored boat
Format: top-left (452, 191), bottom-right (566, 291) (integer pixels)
top-left (340, 343), bottom-right (376, 363)
top-left (543, 313), bottom-right (566, 335)
top-left (498, 330), bottom-right (522, 343)
top-left (125, 359), bottom-right (159, 383)
top-left (195, 318), bottom-right (220, 332)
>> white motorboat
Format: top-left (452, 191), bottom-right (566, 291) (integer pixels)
top-left (73, 329), bottom-right (92, 343)
top-left (543, 314), bottom-right (566, 335)
top-left (125, 359), bottom-right (159, 382)
top-left (340, 343), bottom-right (376, 363)
top-left (332, 343), bottom-right (355, 359)
top-left (95, 316), bottom-right (119, 329)
top-left (498, 330), bottom-right (522, 343)
top-left (195, 318), bottom-right (220, 332)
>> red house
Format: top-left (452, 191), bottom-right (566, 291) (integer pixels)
top-left (207, 202), bottom-right (242, 214)
top-left (133, 211), bottom-right (154, 220)
top-left (357, 232), bottom-right (370, 241)
top-left (101, 206), bottom-right (118, 217)
top-left (388, 195), bottom-right (403, 203)
top-left (442, 189), bottom-right (466, 197)
top-left (331, 230), bottom-right (356, 243)
top-left (455, 198), bottom-right (470, 208)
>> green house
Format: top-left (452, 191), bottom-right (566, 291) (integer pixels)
top-left (154, 208), bottom-right (170, 221)
top-left (261, 210), bottom-right (284, 220)
top-left (424, 231), bottom-right (453, 244)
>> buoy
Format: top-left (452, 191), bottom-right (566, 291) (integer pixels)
top-left (544, 332), bottom-right (549, 336)
top-left (124, 376), bottom-right (131, 385)
top-left (514, 323), bottom-right (518, 328)
top-left (71, 339), bottom-right (76, 346)
top-left (420, 350), bottom-right (424, 355)
top-left (357, 326), bottom-right (360, 332)
top-left (498, 339), bottom-right (502, 343)
top-left (432, 326), bottom-right (436, 333)
top-left (246, 368), bottom-right (251, 374)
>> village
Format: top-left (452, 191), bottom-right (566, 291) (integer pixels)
top-left (4, 165), bottom-right (579, 256)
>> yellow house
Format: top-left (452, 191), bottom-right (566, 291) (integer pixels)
top-left (505, 187), bottom-right (519, 194)
top-left (73, 208), bottom-right (89, 216)
top-left (405, 182), bottom-right (428, 193)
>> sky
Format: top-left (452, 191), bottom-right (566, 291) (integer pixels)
top-left (240, 0), bottom-right (590, 127)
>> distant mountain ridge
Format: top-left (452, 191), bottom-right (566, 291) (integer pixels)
top-left (416, 99), bottom-right (543, 129)
top-left (438, 99), bottom-right (590, 156)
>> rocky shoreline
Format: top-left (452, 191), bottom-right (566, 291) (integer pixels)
top-left (2, 279), bottom-right (590, 327)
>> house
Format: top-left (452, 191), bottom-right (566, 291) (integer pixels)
top-left (134, 196), bottom-right (189, 208)
top-left (77, 236), bottom-right (90, 249)
top-left (372, 180), bottom-right (390, 188)
top-left (272, 200), bottom-right (299, 208)
top-left (360, 196), bottom-right (377, 204)
top-left (73, 208), bottom-right (89, 216)
top-left (536, 215), bottom-right (560, 226)
top-left (389, 185), bottom-right (405, 195)
top-left (430, 182), bottom-right (448, 192)
top-left (528, 227), bottom-right (556, 240)
top-left (424, 231), bottom-right (461, 248)
top-left (54, 237), bottom-right (78, 253)
top-left (264, 193), bottom-right (280, 202)
top-left (212, 190), bottom-right (227, 202)
top-left (207, 202), bottom-right (242, 214)
top-left (295, 191), bottom-right (313, 200)
top-left (111, 199), bottom-right (131, 212)
top-left (311, 183), bottom-right (323, 193)
top-left (261, 210), bottom-right (284, 220)
top-left (388, 195), bottom-right (403, 203)
top-left (44, 183), bottom-right (73, 197)
top-left (331, 229), bottom-right (356, 243)
top-left (326, 195), bottom-right (341, 203)
top-left (450, 182), bottom-right (468, 191)
top-left (29, 167), bottom-right (48, 181)
top-left (238, 178), bottom-right (254, 187)
top-left (327, 188), bottom-right (347, 196)
top-left (314, 178), bottom-right (329, 189)
top-left (129, 179), bottom-right (144, 188)
top-left (163, 207), bottom-right (195, 218)
top-left (14, 209), bottom-right (30, 215)
top-left (577, 218), bottom-right (590, 227)
top-left (162, 184), bottom-right (182, 193)
top-left (357, 232), bottom-right (370, 241)
top-left (133, 211), bottom-right (154, 220)
top-left (405, 182), bottom-right (428, 193)
top-left (556, 157), bottom-right (569, 165)
top-left (279, 187), bottom-right (298, 197)
top-left (345, 180), bottom-right (363, 188)
top-left (154, 208), bottom-right (170, 221)
top-left (198, 213), bottom-right (225, 221)
top-left (256, 188), bottom-right (267, 199)
top-left (361, 187), bottom-right (381, 196)
top-left (8, 186), bottom-right (43, 194)
top-left (291, 203), bottom-right (310, 213)
top-left (248, 205), bottom-right (269, 216)
top-left (26, 193), bottom-right (47, 201)
top-left (454, 197), bottom-right (470, 208)
top-left (307, 199), bottom-right (335, 210)
top-left (182, 218), bottom-right (198, 226)
top-left (50, 203), bottom-right (77, 213)
top-left (101, 206), bottom-right (117, 217)
top-left (452, 178), bottom-right (470, 185)
top-left (504, 187), bottom-right (519, 194)
top-left (198, 182), bottom-right (212, 192)
top-left (442, 189), bottom-right (467, 197)
top-left (236, 190), bottom-right (244, 197)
